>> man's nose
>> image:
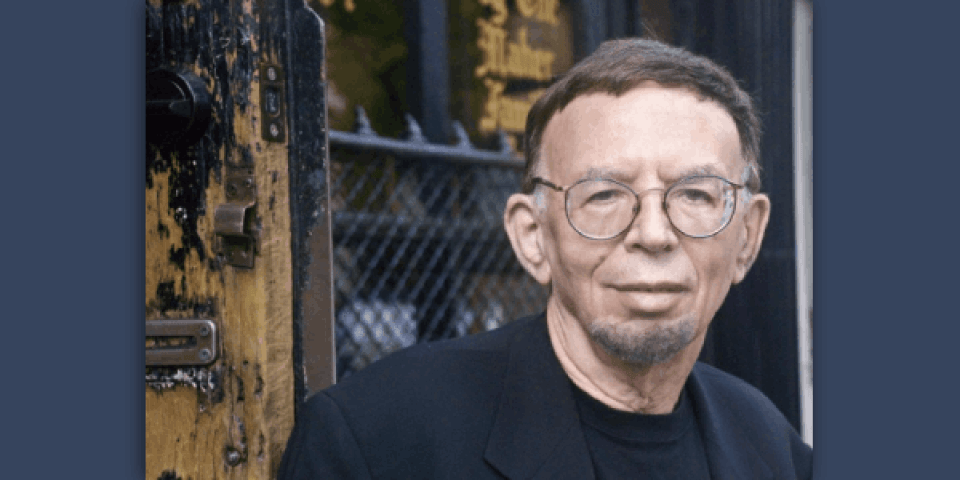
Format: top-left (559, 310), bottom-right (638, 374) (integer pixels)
top-left (622, 193), bottom-right (679, 253)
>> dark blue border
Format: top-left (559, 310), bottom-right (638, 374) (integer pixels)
top-left (815, 0), bottom-right (959, 478)
top-left (7, 0), bottom-right (958, 477)
top-left (5, 1), bottom-right (140, 477)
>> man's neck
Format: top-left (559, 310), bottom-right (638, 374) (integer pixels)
top-left (545, 298), bottom-right (703, 415)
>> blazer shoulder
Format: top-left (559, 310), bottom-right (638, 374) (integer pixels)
top-left (330, 313), bottom-right (539, 391)
top-left (691, 362), bottom-right (812, 479)
top-left (300, 316), bottom-right (544, 477)
top-left (692, 362), bottom-right (790, 425)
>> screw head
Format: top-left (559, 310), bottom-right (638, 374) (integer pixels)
top-left (226, 184), bottom-right (238, 198)
top-left (199, 326), bottom-right (210, 337)
top-left (266, 67), bottom-right (277, 81)
top-left (269, 123), bottom-right (280, 137)
top-left (199, 349), bottom-right (212, 362)
top-left (225, 448), bottom-right (241, 466)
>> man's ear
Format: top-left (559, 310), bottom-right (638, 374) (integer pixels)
top-left (732, 192), bottom-right (770, 284)
top-left (504, 193), bottom-right (552, 286)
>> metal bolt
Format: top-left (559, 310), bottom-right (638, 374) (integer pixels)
top-left (225, 449), bottom-right (241, 467)
top-left (243, 178), bottom-right (254, 188)
top-left (226, 183), bottom-right (238, 198)
top-left (199, 326), bottom-right (210, 337)
top-left (199, 349), bottom-right (212, 362)
top-left (266, 67), bottom-right (277, 81)
top-left (269, 123), bottom-right (280, 137)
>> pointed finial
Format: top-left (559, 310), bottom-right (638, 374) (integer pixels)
top-left (451, 121), bottom-right (472, 149)
top-left (495, 129), bottom-right (515, 154)
top-left (353, 106), bottom-right (377, 136)
top-left (402, 113), bottom-right (425, 143)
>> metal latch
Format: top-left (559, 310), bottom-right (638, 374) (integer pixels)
top-left (214, 171), bottom-right (258, 268)
top-left (145, 319), bottom-right (218, 366)
top-left (260, 64), bottom-right (286, 142)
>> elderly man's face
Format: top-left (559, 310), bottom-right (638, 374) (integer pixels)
top-left (535, 85), bottom-right (759, 365)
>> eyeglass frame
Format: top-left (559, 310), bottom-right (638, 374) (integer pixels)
top-left (529, 174), bottom-right (750, 240)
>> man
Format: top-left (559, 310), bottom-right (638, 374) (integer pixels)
top-left (279, 39), bottom-right (812, 479)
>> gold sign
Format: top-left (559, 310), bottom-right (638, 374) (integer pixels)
top-left (516, 0), bottom-right (560, 25)
top-left (317, 0), bottom-right (356, 13)
top-left (475, 25), bottom-right (555, 81)
top-left (475, 0), bottom-right (559, 134)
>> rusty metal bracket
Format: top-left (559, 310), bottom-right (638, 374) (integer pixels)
top-left (214, 171), bottom-right (259, 268)
top-left (146, 319), bottom-right (219, 366)
top-left (260, 63), bottom-right (286, 142)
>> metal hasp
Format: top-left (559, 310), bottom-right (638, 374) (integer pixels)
top-left (146, 69), bottom-right (212, 146)
top-left (214, 172), bottom-right (259, 268)
top-left (260, 64), bottom-right (286, 142)
top-left (145, 319), bottom-right (218, 366)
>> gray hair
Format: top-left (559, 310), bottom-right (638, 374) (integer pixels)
top-left (522, 38), bottom-right (762, 195)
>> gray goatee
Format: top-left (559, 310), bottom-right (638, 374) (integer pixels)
top-left (588, 319), bottom-right (697, 366)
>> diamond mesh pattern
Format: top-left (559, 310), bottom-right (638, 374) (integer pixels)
top-left (330, 146), bottom-right (548, 379)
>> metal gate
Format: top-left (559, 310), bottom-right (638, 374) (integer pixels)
top-left (325, 108), bottom-right (548, 380)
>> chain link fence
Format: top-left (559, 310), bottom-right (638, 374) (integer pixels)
top-left (329, 113), bottom-right (549, 380)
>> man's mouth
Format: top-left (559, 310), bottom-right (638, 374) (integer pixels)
top-left (609, 282), bottom-right (690, 313)
top-left (611, 281), bottom-right (689, 293)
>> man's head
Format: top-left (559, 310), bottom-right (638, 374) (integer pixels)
top-left (504, 39), bottom-right (770, 368)
top-left (522, 38), bottom-right (762, 196)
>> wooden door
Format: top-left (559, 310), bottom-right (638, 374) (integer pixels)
top-left (145, 1), bottom-right (333, 478)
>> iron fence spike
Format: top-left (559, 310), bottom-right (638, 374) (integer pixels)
top-left (353, 106), bottom-right (377, 136)
top-left (452, 121), bottom-right (473, 149)
top-left (496, 129), bottom-right (514, 154)
top-left (402, 113), bottom-right (426, 143)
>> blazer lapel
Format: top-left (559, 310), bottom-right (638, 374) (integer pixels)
top-left (687, 365), bottom-right (775, 480)
top-left (483, 315), bottom-right (595, 480)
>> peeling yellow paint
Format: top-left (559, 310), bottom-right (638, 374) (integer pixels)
top-left (146, 1), bottom-right (296, 478)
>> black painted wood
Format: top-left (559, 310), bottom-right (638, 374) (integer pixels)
top-left (678, 0), bottom-right (802, 432)
top-left (279, 0), bottom-right (336, 403)
top-left (572, 0), bottom-right (606, 60)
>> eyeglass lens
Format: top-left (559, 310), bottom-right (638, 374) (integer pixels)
top-left (565, 177), bottom-right (736, 239)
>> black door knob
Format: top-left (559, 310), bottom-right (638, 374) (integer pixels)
top-left (146, 69), bottom-right (212, 146)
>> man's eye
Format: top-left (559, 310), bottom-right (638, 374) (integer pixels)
top-left (675, 188), bottom-right (717, 204)
top-left (585, 189), bottom-right (624, 204)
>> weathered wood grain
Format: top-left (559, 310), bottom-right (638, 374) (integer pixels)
top-left (145, 1), bottom-right (301, 478)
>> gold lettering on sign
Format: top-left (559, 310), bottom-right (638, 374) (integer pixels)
top-left (474, 0), bottom-right (556, 134)
top-left (507, 28), bottom-right (555, 81)
top-left (479, 79), bottom-right (545, 133)
top-left (475, 18), bottom-right (508, 78)
top-left (475, 24), bottom-right (555, 81)
top-left (515, 0), bottom-right (559, 25)
top-left (477, 0), bottom-right (508, 25)
top-left (318, 0), bottom-right (355, 12)
top-left (479, 78), bottom-right (505, 131)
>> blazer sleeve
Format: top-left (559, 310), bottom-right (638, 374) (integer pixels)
top-left (792, 433), bottom-right (813, 480)
top-left (277, 392), bottom-right (373, 480)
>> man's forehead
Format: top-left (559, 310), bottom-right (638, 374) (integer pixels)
top-left (539, 87), bottom-right (743, 182)
top-left (575, 163), bottom-right (734, 183)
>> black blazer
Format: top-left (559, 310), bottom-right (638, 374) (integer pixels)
top-left (279, 314), bottom-right (813, 479)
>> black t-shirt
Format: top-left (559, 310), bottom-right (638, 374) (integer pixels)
top-left (571, 381), bottom-right (711, 479)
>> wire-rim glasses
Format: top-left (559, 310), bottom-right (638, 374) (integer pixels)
top-left (531, 175), bottom-right (747, 240)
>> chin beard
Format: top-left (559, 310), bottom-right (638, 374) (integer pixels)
top-left (587, 317), bottom-right (698, 367)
